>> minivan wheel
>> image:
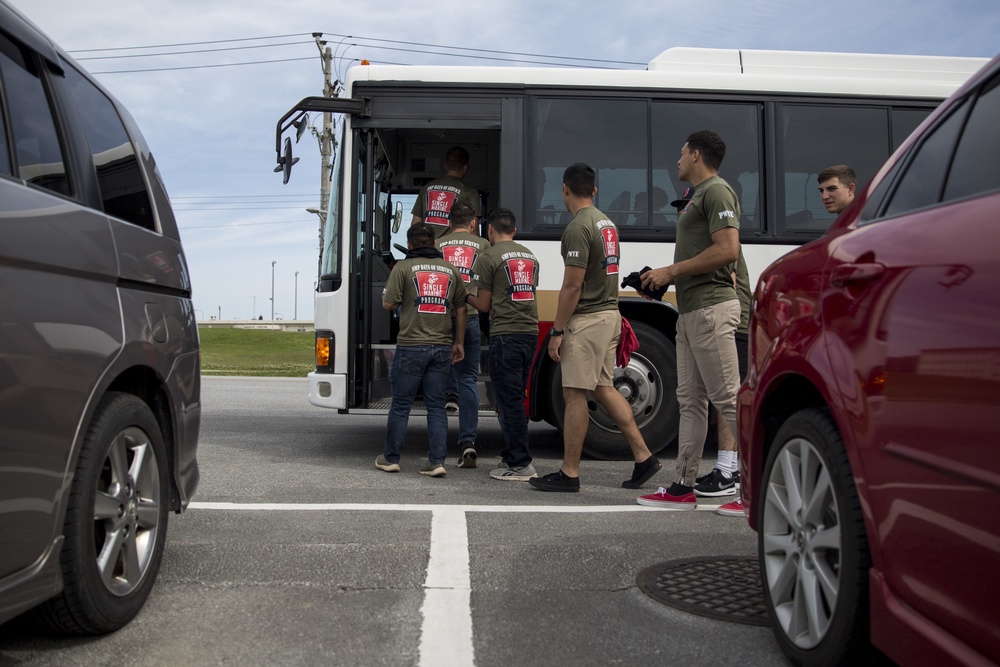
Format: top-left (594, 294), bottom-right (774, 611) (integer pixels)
top-left (42, 393), bottom-right (169, 634)
top-left (758, 408), bottom-right (871, 665)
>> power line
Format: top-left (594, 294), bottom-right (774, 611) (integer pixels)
top-left (67, 33), bottom-right (311, 53)
top-left (75, 40), bottom-right (310, 61)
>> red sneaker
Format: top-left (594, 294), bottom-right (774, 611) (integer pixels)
top-left (715, 497), bottom-right (744, 517)
top-left (636, 485), bottom-right (697, 510)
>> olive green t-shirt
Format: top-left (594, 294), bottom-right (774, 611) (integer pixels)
top-left (474, 240), bottom-right (539, 336)
top-left (382, 256), bottom-right (468, 346)
top-left (411, 175), bottom-right (481, 239)
top-left (560, 207), bottom-right (620, 314)
top-left (437, 230), bottom-right (489, 317)
top-left (673, 176), bottom-right (740, 313)
top-left (734, 249), bottom-right (752, 334)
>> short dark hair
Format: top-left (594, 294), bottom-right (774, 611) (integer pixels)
top-left (563, 162), bottom-right (596, 198)
top-left (818, 164), bottom-right (856, 187)
top-left (449, 200), bottom-right (476, 228)
top-left (485, 208), bottom-right (516, 235)
top-left (685, 130), bottom-right (726, 171)
top-left (407, 222), bottom-right (436, 248)
top-left (444, 146), bottom-right (470, 171)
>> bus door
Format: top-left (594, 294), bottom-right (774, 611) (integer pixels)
top-left (353, 129), bottom-right (398, 408)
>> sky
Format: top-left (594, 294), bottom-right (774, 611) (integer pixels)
top-left (8, 0), bottom-right (999, 322)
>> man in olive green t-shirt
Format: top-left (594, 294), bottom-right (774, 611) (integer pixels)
top-left (437, 201), bottom-right (489, 468)
top-left (379, 223), bottom-right (468, 477)
top-left (411, 145), bottom-right (481, 240)
top-left (528, 163), bottom-right (660, 493)
top-left (467, 208), bottom-right (540, 481)
top-left (636, 131), bottom-right (741, 510)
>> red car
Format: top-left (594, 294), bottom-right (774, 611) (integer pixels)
top-left (738, 54), bottom-right (1000, 665)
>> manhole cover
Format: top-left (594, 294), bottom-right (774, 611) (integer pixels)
top-left (636, 556), bottom-right (769, 626)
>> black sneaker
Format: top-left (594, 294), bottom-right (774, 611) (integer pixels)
top-left (528, 470), bottom-right (580, 492)
top-left (622, 455), bottom-right (662, 489)
top-left (693, 468), bottom-right (736, 497)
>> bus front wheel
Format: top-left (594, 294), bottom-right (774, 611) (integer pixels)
top-left (548, 319), bottom-right (678, 460)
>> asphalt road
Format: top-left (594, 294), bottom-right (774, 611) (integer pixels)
top-left (0, 377), bottom-right (788, 667)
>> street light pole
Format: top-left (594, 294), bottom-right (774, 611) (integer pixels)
top-left (271, 261), bottom-right (276, 320)
top-left (295, 271), bottom-right (299, 319)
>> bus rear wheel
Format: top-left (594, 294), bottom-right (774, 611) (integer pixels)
top-left (549, 320), bottom-right (678, 460)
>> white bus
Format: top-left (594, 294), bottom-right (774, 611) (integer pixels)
top-left (274, 47), bottom-right (986, 459)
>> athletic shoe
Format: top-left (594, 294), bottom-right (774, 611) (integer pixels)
top-left (375, 455), bottom-right (400, 473)
top-left (622, 455), bottom-right (662, 489)
top-left (636, 484), bottom-right (697, 509)
top-left (696, 468), bottom-right (740, 488)
top-left (693, 468), bottom-right (737, 497)
top-left (457, 446), bottom-right (478, 468)
top-left (490, 464), bottom-right (537, 481)
top-left (445, 396), bottom-right (459, 412)
top-left (716, 497), bottom-right (744, 517)
top-left (528, 470), bottom-right (580, 492)
top-left (419, 461), bottom-right (447, 477)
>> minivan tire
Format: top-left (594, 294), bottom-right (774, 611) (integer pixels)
top-left (41, 393), bottom-right (170, 635)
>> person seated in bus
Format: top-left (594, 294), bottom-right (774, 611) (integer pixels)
top-left (630, 187), bottom-right (670, 226)
top-left (411, 146), bottom-right (482, 239)
top-left (377, 222), bottom-right (468, 478)
top-left (818, 164), bottom-right (856, 215)
top-left (436, 201), bottom-right (489, 469)
top-left (529, 162), bottom-right (661, 493)
top-left (635, 130), bottom-right (742, 509)
top-left (466, 208), bottom-right (541, 482)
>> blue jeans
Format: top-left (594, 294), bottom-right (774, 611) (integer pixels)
top-left (384, 345), bottom-right (452, 464)
top-left (446, 316), bottom-right (481, 445)
top-left (489, 333), bottom-right (536, 468)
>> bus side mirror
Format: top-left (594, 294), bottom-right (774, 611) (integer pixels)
top-left (273, 137), bottom-right (300, 184)
top-left (392, 201), bottom-right (403, 233)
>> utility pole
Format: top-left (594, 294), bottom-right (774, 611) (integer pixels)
top-left (271, 260), bottom-right (276, 320)
top-left (294, 271), bottom-right (299, 320)
top-left (312, 33), bottom-right (339, 280)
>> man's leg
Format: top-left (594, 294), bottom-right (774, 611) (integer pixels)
top-left (673, 312), bottom-right (710, 487)
top-left (560, 386), bottom-right (589, 477)
top-left (382, 347), bottom-right (423, 466)
top-left (422, 346), bottom-right (453, 468)
top-left (455, 317), bottom-right (481, 465)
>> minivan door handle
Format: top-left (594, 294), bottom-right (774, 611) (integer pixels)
top-left (830, 262), bottom-right (885, 287)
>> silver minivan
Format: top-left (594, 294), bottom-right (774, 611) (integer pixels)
top-left (0, 0), bottom-right (200, 633)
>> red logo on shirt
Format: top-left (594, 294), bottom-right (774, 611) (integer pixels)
top-left (442, 245), bottom-right (478, 283)
top-left (413, 270), bottom-right (451, 314)
top-left (425, 188), bottom-right (458, 227)
top-left (504, 258), bottom-right (536, 301)
top-left (601, 227), bottom-right (620, 275)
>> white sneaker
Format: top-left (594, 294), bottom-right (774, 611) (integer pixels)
top-left (490, 464), bottom-right (537, 481)
top-left (419, 461), bottom-right (447, 477)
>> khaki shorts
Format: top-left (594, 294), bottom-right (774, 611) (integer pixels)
top-left (561, 310), bottom-right (621, 390)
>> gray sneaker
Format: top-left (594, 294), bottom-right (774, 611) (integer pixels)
top-left (489, 464), bottom-right (537, 481)
top-left (375, 455), bottom-right (400, 473)
top-left (419, 461), bottom-right (447, 477)
top-left (457, 446), bottom-right (478, 468)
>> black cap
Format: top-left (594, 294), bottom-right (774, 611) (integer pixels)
top-left (670, 185), bottom-right (695, 209)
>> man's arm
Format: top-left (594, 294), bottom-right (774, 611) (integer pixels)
top-left (466, 289), bottom-right (492, 313)
top-left (547, 265), bottom-right (585, 362)
top-left (411, 215), bottom-right (423, 225)
top-left (452, 307), bottom-right (466, 364)
top-left (382, 301), bottom-right (399, 311)
top-left (641, 227), bottom-right (739, 291)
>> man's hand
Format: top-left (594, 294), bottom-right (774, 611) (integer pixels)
top-left (547, 333), bottom-right (562, 363)
top-left (451, 342), bottom-right (465, 364)
top-left (641, 266), bottom-right (675, 291)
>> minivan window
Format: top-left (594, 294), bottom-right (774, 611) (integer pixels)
top-left (883, 98), bottom-right (969, 218)
top-left (943, 75), bottom-right (1000, 202)
top-left (63, 64), bottom-right (155, 230)
top-left (0, 33), bottom-right (69, 196)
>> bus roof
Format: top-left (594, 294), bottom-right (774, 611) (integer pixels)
top-left (347, 47), bottom-right (988, 100)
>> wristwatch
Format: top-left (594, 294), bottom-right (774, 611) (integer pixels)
top-left (550, 328), bottom-right (564, 336)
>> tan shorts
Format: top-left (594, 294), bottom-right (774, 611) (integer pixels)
top-left (561, 310), bottom-right (621, 390)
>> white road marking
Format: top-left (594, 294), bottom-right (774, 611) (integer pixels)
top-left (419, 508), bottom-right (473, 667)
